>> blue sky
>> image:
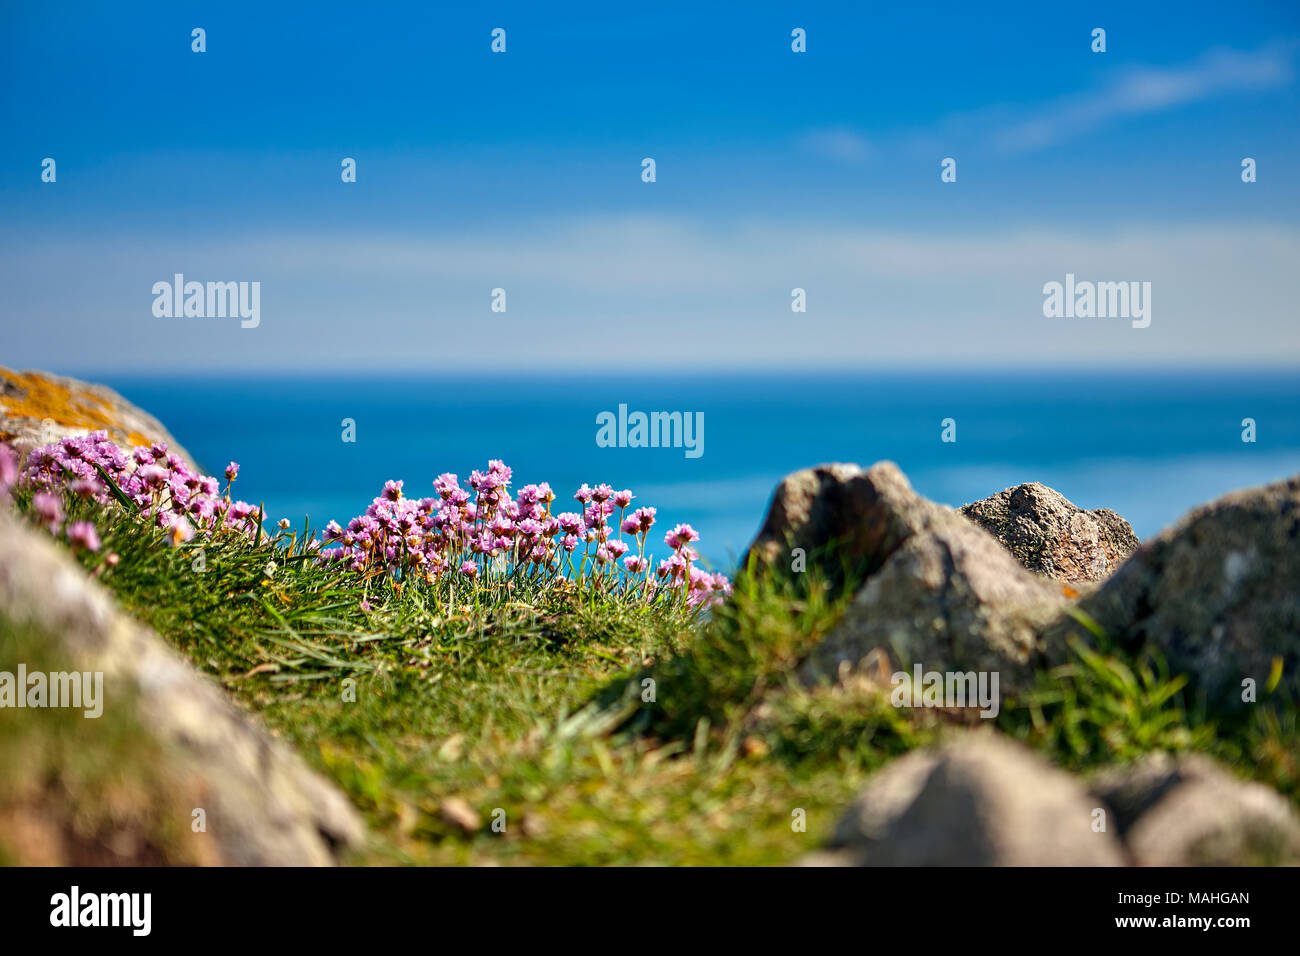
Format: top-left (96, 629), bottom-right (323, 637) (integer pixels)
top-left (2, 1), bottom-right (1298, 371)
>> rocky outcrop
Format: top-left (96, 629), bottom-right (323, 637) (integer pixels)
top-left (808, 734), bottom-right (1125, 866)
top-left (0, 367), bottom-right (198, 471)
top-left (743, 462), bottom-right (952, 585)
top-left (1048, 473), bottom-right (1300, 706)
top-left (960, 482), bottom-right (1139, 584)
top-left (1090, 752), bottom-right (1300, 866)
top-left (753, 462), bottom-right (1300, 866)
top-left (802, 506), bottom-right (1067, 691)
top-left (749, 461), bottom-right (1299, 708)
top-left (0, 510), bottom-right (365, 865)
top-left (746, 462), bottom-right (1067, 692)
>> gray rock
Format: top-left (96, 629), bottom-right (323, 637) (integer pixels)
top-left (813, 734), bottom-right (1125, 866)
top-left (797, 484), bottom-right (1067, 692)
top-left (827, 748), bottom-right (942, 847)
top-left (746, 461), bottom-right (1066, 692)
top-left (1047, 473), bottom-right (1300, 706)
top-left (960, 482), bottom-right (1139, 584)
top-left (0, 367), bottom-right (199, 472)
top-left (1091, 752), bottom-right (1300, 865)
top-left (742, 461), bottom-right (951, 585)
top-left (0, 510), bottom-right (365, 865)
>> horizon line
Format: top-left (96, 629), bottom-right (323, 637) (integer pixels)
top-left (18, 361), bottom-right (1300, 381)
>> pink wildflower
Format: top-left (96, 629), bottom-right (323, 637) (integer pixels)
top-left (66, 521), bottom-right (101, 552)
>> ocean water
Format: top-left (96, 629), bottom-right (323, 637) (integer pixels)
top-left (99, 370), bottom-right (1300, 572)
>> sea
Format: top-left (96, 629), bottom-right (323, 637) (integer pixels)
top-left (97, 370), bottom-right (1300, 573)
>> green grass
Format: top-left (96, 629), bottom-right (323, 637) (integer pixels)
top-left (8, 492), bottom-right (1299, 864)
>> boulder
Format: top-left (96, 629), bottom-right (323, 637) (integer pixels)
top-left (742, 461), bottom-right (951, 585)
top-left (810, 734), bottom-right (1125, 866)
top-left (1048, 473), bottom-right (1300, 706)
top-left (0, 367), bottom-right (199, 471)
top-left (1090, 752), bottom-right (1300, 865)
top-left (0, 510), bottom-right (365, 865)
top-left (960, 482), bottom-right (1139, 584)
top-left (750, 463), bottom-right (1067, 691)
top-left (802, 507), bottom-right (1067, 691)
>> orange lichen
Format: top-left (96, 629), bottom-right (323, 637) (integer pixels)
top-left (0, 367), bottom-right (160, 449)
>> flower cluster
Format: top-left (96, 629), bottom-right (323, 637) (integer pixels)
top-left (9, 431), bottom-right (262, 551)
top-left (319, 461), bottom-right (731, 607)
top-left (2, 437), bottom-right (731, 609)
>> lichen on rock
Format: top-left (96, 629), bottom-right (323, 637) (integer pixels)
top-left (0, 367), bottom-right (198, 471)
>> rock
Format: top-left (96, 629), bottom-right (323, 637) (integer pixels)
top-left (827, 748), bottom-right (943, 848)
top-left (780, 467), bottom-right (1067, 691)
top-left (811, 734), bottom-right (1125, 866)
top-left (0, 509), bottom-right (365, 865)
top-left (960, 482), bottom-right (1139, 584)
top-left (1048, 473), bottom-right (1300, 706)
top-left (439, 797), bottom-right (482, 833)
top-left (742, 461), bottom-right (951, 585)
top-left (0, 367), bottom-right (199, 472)
top-left (1090, 753), bottom-right (1300, 865)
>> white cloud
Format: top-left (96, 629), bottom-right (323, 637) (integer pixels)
top-left (988, 41), bottom-right (1297, 154)
top-left (3, 217), bottom-right (1298, 370)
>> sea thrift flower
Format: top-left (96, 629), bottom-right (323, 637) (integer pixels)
top-left (32, 492), bottom-right (63, 530)
top-left (0, 445), bottom-right (17, 492)
top-left (66, 521), bottom-right (101, 552)
top-left (70, 477), bottom-right (100, 499)
top-left (166, 515), bottom-right (195, 546)
top-left (613, 489), bottom-right (633, 509)
top-left (633, 507), bottom-right (656, 533)
top-left (665, 523), bottom-right (699, 550)
top-left (138, 465), bottom-right (169, 490)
